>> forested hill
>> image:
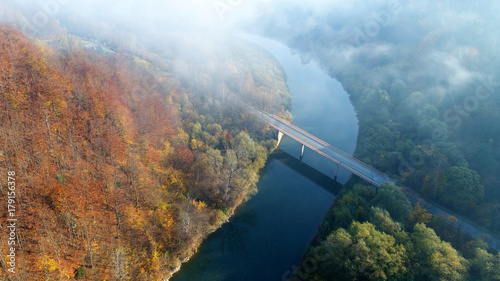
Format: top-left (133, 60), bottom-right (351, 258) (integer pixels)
top-left (253, 0), bottom-right (500, 236)
top-left (248, 1), bottom-right (500, 280)
top-left (0, 25), bottom-right (289, 279)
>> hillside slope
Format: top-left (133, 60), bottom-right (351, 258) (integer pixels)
top-left (0, 25), bottom-right (289, 280)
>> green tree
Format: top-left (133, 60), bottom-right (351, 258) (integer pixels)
top-left (231, 131), bottom-right (256, 164)
top-left (368, 207), bottom-right (402, 235)
top-left (316, 228), bottom-right (353, 280)
top-left (319, 184), bottom-right (375, 235)
top-left (469, 247), bottom-right (500, 281)
top-left (444, 166), bottom-right (484, 211)
top-left (318, 222), bottom-right (407, 281)
top-left (417, 119), bottom-right (448, 141)
top-left (190, 122), bottom-right (202, 139)
top-left (409, 223), bottom-right (467, 281)
top-left (206, 123), bottom-right (223, 137)
top-left (373, 183), bottom-right (412, 223)
top-left (201, 131), bottom-right (219, 147)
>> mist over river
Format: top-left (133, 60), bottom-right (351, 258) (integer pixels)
top-left (171, 35), bottom-right (358, 281)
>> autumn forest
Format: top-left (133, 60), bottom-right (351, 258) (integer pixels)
top-left (0, 23), bottom-right (290, 279)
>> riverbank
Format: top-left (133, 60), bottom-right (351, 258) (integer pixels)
top-left (166, 150), bottom-right (347, 280)
top-left (154, 36), bottom-right (296, 280)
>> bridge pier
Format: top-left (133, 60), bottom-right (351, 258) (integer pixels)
top-left (276, 131), bottom-right (284, 149)
top-left (334, 164), bottom-right (339, 180)
top-left (300, 144), bottom-right (305, 159)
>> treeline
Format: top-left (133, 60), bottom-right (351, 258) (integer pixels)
top-left (294, 182), bottom-right (500, 281)
top-left (0, 25), bottom-right (288, 280)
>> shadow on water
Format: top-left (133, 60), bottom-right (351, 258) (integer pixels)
top-left (270, 150), bottom-right (344, 195)
top-left (216, 150), bottom-right (344, 259)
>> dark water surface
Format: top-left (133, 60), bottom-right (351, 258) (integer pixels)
top-left (171, 35), bottom-right (358, 281)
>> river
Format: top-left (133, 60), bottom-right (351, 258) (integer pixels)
top-left (171, 35), bottom-right (358, 281)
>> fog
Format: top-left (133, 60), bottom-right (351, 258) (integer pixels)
top-left (4, 1), bottom-right (497, 63)
top-left (2, 0), bottom-right (500, 278)
top-left (5, 1), bottom-right (495, 98)
top-left (3, 0), bottom-right (498, 159)
top-left (244, 0), bottom-right (499, 98)
top-left (2, 0), bottom-right (498, 128)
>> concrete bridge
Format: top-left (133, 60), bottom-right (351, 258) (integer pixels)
top-left (238, 101), bottom-right (500, 251)
top-left (239, 99), bottom-right (393, 186)
top-left (268, 113), bottom-right (392, 187)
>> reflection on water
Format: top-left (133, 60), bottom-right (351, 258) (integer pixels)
top-left (217, 149), bottom-right (343, 261)
top-left (171, 158), bottom-right (337, 281)
top-left (220, 207), bottom-right (257, 259)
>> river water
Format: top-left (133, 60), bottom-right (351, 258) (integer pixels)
top-left (171, 36), bottom-right (358, 281)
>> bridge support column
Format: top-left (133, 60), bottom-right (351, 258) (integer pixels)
top-left (276, 131), bottom-right (284, 149)
top-left (334, 164), bottom-right (339, 180)
top-left (300, 144), bottom-right (305, 158)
